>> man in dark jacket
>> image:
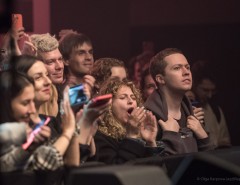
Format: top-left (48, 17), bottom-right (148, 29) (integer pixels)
top-left (144, 48), bottom-right (213, 155)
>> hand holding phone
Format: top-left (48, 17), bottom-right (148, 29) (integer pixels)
top-left (69, 84), bottom-right (88, 107)
top-left (22, 117), bottom-right (50, 150)
top-left (89, 94), bottom-right (112, 107)
top-left (191, 101), bottom-right (202, 108)
top-left (12, 14), bottom-right (23, 29)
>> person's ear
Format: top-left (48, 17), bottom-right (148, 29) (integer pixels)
top-left (155, 74), bottom-right (165, 84)
top-left (64, 59), bottom-right (69, 66)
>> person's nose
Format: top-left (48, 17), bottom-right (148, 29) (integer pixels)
top-left (182, 66), bottom-right (190, 75)
top-left (127, 97), bottom-right (134, 104)
top-left (55, 59), bottom-right (64, 69)
top-left (44, 75), bottom-right (52, 86)
top-left (85, 52), bottom-right (93, 60)
top-left (28, 101), bottom-right (36, 114)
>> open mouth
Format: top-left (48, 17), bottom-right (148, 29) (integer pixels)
top-left (127, 107), bottom-right (134, 114)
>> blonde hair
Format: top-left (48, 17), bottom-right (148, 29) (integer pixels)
top-left (38, 84), bottom-right (58, 117)
top-left (98, 79), bottom-right (143, 140)
top-left (30, 33), bottom-right (59, 52)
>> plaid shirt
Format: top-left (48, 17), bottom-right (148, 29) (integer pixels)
top-left (30, 145), bottom-right (64, 171)
top-left (0, 141), bottom-right (64, 172)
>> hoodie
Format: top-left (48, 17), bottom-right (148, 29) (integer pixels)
top-left (144, 90), bottom-right (213, 155)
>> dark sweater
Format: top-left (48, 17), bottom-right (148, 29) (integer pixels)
top-left (92, 131), bottom-right (163, 164)
top-left (144, 90), bottom-right (213, 155)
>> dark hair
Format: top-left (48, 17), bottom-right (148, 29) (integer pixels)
top-left (59, 33), bottom-right (92, 60)
top-left (0, 71), bottom-right (34, 123)
top-left (150, 48), bottom-right (183, 82)
top-left (11, 55), bottom-right (41, 75)
top-left (140, 67), bottom-right (151, 92)
top-left (91, 57), bottom-right (127, 88)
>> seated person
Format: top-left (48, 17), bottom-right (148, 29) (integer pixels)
top-left (91, 79), bottom-right (163, 164)
top-left (91, 57), bottom-right (127, 96)
top-left (0, 71), bottom-right (55, 172)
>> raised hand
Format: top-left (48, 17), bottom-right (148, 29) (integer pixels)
top-left (187, 115), bottom-right (208, 139)
top-left (76, 97), bottom-right (111, 145)
top-left (158, 116), bottom-right (180, 132)
top-left (33, 125), bottom-right (51, 143)
top-left (140, 111), bottom-right (158, 147)
top-left (83, 75), bottom-right (96, 99)
top-left (193, 107), bottom-right (204, 124)
top-left (21, 34), bottom-right (38, 56)
top-left (126, 107), bottom-right (146, 138)
top-left (61, 86), bottom-right (76, 138)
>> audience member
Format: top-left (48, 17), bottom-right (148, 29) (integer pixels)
top-left (91, 79), bottom-right (163, 164)
top-left (140, 67), bottom-right (157, 101)
top-left (192, 68), bottom-right (231, 149)
top-left (59, 32), bottom-right (95, 96)
top-left (14, 54), bottom-right (112, 164)
top-left (0, 71), bottom-right (55, 171)
top-left (129, 40), bottom-right (155, 87)
top-left (23, 33), bottom-right (64, 117)
top-left (144, 48), bottom-right (213, 155)
top-left (91, 57), bottom-right (127, 95)
top-left (13, 55), bottom-right (81, 165)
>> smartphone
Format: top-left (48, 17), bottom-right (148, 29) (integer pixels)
top-left (12, 14), bottom-right (23, 29)
top-left (90, 94), bottom-right (112, 107)
top-left (191, 101), bottom-right (201, 108)
top-left (69, 84), bottom-right (88, 107)
top-left (22, 117), bottom-right (51, 150)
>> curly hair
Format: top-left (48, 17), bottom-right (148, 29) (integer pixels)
top-left (91, 58), bottom-right (127, 88)
top-left (30, 33), bottom-right (59, 52)
top-left (98, 79), bottom-right (143, 140)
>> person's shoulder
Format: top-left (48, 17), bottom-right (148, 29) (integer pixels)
top-left (95, 130), bottom-right (118, 144)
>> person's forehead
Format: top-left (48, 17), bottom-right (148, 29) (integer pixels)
top-left (28, 61), bottom-right (46, 74)
top-left (111, 66), bottom-right (126, 74)
top-left (40, 49), bottom-right (62, 60)
top-left (74, 42), bottom-right (93, 50)
top-left (116, 86), bottom-right (133, 96)
top-left (164, 53), bottom-right (188, 65)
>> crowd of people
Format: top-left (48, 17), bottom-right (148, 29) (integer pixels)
top-left (0, 24), bottom-right (233, 184)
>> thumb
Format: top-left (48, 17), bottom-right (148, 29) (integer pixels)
top-left (158, 119), bottom-right (164, 127)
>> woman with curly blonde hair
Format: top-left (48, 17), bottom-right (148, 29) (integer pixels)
top-left (92, 79), bottom-right (163, 164)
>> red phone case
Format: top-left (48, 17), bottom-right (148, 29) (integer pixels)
top-left (12, 14), bottom-right (23, 29)
top-left (91, 94), bottom-right (112, 107)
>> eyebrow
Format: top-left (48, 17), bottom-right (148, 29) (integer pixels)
top-left (117, 93), bottom-right (135, 97)
top-left (32, 71), bottom-right (47, 76)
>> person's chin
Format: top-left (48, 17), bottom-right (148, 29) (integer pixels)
top-left (53, 78), bottom-right (63, 84)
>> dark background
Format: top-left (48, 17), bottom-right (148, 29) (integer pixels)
top-left (2, 0), bottom-right (240, 145)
